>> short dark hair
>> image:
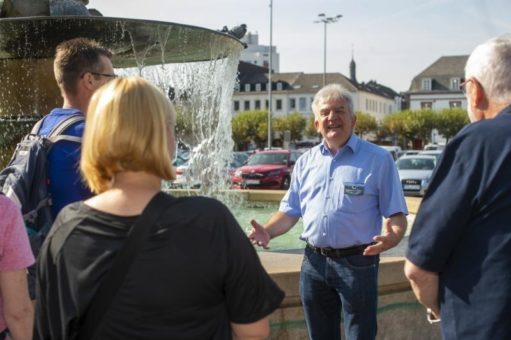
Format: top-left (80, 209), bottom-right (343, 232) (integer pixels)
top-left (53, 38), bottom-right (112, 95)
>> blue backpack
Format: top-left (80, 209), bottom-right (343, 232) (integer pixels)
top-left (0, 114), bottom-right (84, 238)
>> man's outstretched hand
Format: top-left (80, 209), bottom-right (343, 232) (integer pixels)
top-left (248, 219), bottom-right (271, 249)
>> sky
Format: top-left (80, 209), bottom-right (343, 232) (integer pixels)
top-left (88, 0), bottom-right (509, 93)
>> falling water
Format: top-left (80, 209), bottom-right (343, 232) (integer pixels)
top-left (0, 16), bottom-right (245, 202)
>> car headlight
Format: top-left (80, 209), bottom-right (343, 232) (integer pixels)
top-left (234, 169), bottom-right (242, 177)
top-left (421, 178), bottom-right (430, 186)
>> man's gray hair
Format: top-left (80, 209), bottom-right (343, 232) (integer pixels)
top-left (465, 35), bottom-right (511, 103)
top-left (311, 83), bottom-right (354, 117)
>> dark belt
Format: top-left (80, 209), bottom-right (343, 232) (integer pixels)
top-left (306, 242), bottom-right (371, 258)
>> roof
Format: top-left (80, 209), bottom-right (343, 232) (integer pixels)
top-left (408, 55), bottom-right (469, 92)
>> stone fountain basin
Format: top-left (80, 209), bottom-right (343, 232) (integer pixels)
top-left (0, 16), bottom-right (243, 67)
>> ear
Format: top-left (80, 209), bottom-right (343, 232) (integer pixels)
top-left (81, 72), bottom-right (95, 91)
top-left (314, 117), bottom-right (320, 133)
top-left (468, 80), bottom-right (488, 120)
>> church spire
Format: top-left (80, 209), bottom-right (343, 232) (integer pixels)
top-left (350, 44), bottom-right (357, 83)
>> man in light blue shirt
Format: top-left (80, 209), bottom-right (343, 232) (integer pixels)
top-left (249, 83), bottom-right (407, 340)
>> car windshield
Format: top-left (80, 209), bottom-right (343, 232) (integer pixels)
top-left (248, 153), bottom-right (288, 165)
top-left (396, 158), bottom-right (436, 170)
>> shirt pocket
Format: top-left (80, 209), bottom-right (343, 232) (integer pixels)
top-left (339, 182), bottom-right (367, 213)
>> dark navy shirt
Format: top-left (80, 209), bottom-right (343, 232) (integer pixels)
top-left (38, 108), bottom-right (92, 219)
top-left (407, 106), bottom-right (511, 339)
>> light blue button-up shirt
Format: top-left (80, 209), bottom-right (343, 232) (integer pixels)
top-left (279, 134), bottom-right (407, 248)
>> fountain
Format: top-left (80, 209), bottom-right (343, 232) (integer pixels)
top-left (0, 0), bottom-right (244, 198)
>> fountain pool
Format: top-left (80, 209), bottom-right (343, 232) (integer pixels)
top-left (229, 201), bottom-right (415, 256)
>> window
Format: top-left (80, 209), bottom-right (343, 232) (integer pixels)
top-left (451, 78), bottom-right (460, 91)
top-left (276, 99), bottom-right (282, 110)
top-left (422, 78), bottom-right (432, 91)
top-left (290, 98), bottom-right (296, 109)
top-left (265, 100), bottom-right (269, 109)
top-left (244, 83), bottom-right (251, 92)
top-left (244, 100), bottom-right (250, 111)
top-left (276, 82), bottom-right (283, 91)
top-left (234, 100), bottom-right (239, 111)
top-left (449, 101), bottom-right (462, 108)
top-left (299, 97), bottom-right (307, 111)
top-left (365, 99), bottom-right (369, 110)
top-left (421, 101), bottom-right (432, 109)
top-left (255, 83), bottom-right (261, 91)
top-left (255, 100), bottom-right (261, 109)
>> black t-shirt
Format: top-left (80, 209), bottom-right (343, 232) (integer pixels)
top-left (35, 195), bottom-right (284, 340)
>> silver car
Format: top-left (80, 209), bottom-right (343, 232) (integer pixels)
top-left (396, 155), bottom-right (437, 196)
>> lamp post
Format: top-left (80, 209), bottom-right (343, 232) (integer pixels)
top-left (267, 0), bottom-right (273, 150)
top-left (314, 13), bottom-right (342, 87)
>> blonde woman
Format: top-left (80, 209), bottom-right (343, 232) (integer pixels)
top-left (35, 77), bottom-right (284, 340)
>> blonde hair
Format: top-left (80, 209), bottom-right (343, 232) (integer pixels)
top-left (81, 76), bottom-right (176, 193)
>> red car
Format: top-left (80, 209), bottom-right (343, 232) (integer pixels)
top-left (231, 150), bottom-right (302, 190)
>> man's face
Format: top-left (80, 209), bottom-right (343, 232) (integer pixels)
top-left (314, 97), bottom-right (356, 150)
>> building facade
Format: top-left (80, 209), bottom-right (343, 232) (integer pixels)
top-left (233, 61), bottom-right (401, 121)
top-left (239, 32), bottom-right (280, 72)
top-left (407, 55), bottom-right (469, 111)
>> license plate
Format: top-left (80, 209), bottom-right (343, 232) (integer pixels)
top-left (245, 179), bottom-right (260, 185)
top-left (403, 184), bottom-right (421, 190)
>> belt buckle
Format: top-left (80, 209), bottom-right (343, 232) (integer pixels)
top-left (319, 247), bottom-right (329, 257)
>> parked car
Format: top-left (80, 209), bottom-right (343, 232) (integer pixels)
top-left (423, 143), bottom-right (445, 151)
top-left (396, 155), bottom-right (437, 196)
top-left (231, 150), bottom-right (302, 190)
top-left (378, 145), bottom-right (402, 160)
top-left (418, 149), bottom-right (443, 163)
top-left (227, 151), bottom-right (250, 177)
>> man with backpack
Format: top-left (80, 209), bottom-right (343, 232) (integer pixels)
top-left (1, 38), bottom-right (114, 298)
top-left (39, 37), bottom-right (114, 220)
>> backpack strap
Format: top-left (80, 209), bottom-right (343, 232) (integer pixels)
top-left (77, 192), bottom-right (176, 340)
top-left (47, 115), bottom-right (85, 143)
top-left (30, 118), bottom-right (45, 134)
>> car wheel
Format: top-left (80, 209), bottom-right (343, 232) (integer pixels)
top-left (281, 176), bottom-right (290, 190)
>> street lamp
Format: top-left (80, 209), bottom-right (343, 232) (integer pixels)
top-left (267, 0), bottom-right (273, 149)
top-left (314, 13), bottom-right (342, 87)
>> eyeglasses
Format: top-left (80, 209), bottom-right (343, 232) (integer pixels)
top-left (459, 78), bottom-right (473, 94)
top-left (90, 72), bottom-right (117, 79)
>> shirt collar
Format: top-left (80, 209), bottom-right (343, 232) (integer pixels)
top-left (319, 134), bottom-right (360, 156)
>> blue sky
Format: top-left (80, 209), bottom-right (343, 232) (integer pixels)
top-left (88, 0), bottom-right (509, 92)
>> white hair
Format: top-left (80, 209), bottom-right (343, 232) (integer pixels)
top-left (311, 83), bottom-right (354, 117)
top-left (465, 35), bottom-right (511, 103)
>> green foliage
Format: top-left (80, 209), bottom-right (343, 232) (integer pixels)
top-left (304, 116), bottom-right (319, 138)
top-left (354, 111), bottom-right (378, 137)
top-left (435, 108), bottom-right (469, 142)
top-left (273, 112), bottom-right (307, 141)
top-left (231, 110), bottom-right (268, 150)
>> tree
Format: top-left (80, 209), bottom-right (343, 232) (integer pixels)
top-left (381, 109), bottom-right (436, 148)
top-left (231, 110), bottom-right (268, 150)
top-left (435, 108), bottom-right (469, 142)
top-left (354, 111), bottom-right (378, 138)
top-left (273, 112), bottom-right (307, 142)
top-left (304, 116), bottom-right (319, 139)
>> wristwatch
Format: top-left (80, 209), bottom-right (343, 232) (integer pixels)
top-left (427, 308), bottom-right (441, 324)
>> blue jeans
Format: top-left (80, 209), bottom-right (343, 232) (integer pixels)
top-left (299, 247), bottom-right (379, 340)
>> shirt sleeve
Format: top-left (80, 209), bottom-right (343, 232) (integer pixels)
top-left (219, 205), bottom-right (285, 323)
top-left (406, 135), bottom-right (477, 272)
top-left (278, 156), bottom-right (303, 217)
top-left (377, 151), bottom-right (408, 217)
top-left (0, 197), bottom-right (35, 271)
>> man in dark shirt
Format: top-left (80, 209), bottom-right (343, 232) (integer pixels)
top-left (405, 35), bottom-right (511, 339)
